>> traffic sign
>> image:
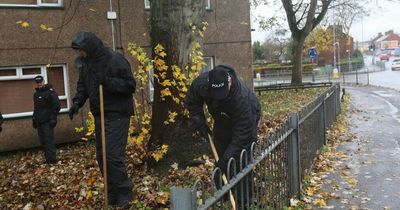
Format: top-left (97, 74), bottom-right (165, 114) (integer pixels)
top-left (308, 48), bottom-right (317, 59)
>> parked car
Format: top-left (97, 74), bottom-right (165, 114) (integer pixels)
top-left (392, 59), bottom-right (400, 70)
top-left (380, 53), bottom-right (390, 61)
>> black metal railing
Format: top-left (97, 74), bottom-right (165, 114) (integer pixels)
top-left (170, 83), bottom-right (341, 210)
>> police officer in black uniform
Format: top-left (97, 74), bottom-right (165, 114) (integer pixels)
top-left (185, 65), bottom-right (261, 208)
top-left (33, 75), bottom-right (61, 164)
top-left (69, 31), bottom-right (136, 208)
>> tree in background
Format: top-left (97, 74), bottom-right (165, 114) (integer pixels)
top-left (253, 41), bottom-right (265, 62)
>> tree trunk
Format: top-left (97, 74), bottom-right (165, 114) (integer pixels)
top-left (291, 35), bottom-right (305, 85)
top-left (149, 0), bottom-right (205, 148)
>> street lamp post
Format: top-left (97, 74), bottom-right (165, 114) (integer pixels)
top-left (335, 42), bottom-right (342, 82)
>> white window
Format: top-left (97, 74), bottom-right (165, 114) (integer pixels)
top-left (205, 0), bottom-right (211, 10)
top-left (144, 0), bottom-right (210, 10)
top-left (144, 0), bottom-right (150, 9)
top-left (0, 0), bottom-right (62, 7)
top-left (201, 56), bottom-right (215, 73)
top-left (0, 64), bottom-right (70, 119)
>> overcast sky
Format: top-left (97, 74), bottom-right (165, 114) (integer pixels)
top-left (250, 1), bottom-right (400, 43)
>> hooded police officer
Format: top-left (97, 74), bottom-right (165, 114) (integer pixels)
top-left (184, 65), bottom-right (261, 208)
top-left (32, 75), bottom-right (61, 164)
top-left (69, 31), bottom-right (136, 208)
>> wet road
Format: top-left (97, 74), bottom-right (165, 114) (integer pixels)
top-left (363, 55), bottom-right (400, 90)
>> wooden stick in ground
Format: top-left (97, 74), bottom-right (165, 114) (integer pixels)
top-left (207, 133), bottom-right (237, 210)
top-left (99, 84), bottom-right (109, 208)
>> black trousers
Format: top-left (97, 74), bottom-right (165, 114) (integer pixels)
top-left (37, 122), bottom-right (57, 163)
top-left (95, 115), bottom-right (133, 204)
top-left (212, 112), bottom-right (258, 209)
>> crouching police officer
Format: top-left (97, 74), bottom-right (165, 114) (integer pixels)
top-left (33, 75), bottom-right (61, 164)
top-left (184, 65), bottom-right (261, 208)
top-left (69, 31), bottom-right (136, 208)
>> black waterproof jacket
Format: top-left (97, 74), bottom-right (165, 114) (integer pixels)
top-left (71, 31), bottom-right (136, 117)
top-left (33, 84), bottom-right (61, 124)
top-left (184, 66), bottom-right (261, 162)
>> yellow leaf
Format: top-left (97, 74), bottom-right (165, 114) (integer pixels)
top-left (159, 51), bottom-right (167, 58)
top-left (160, 79), bottom-right (172, 87)
top-left (160, 88), bottom-right (172, 97)
top-left (40, 24), bottom-right (47, 31)
top-left (89, 8), bottom-right (96, 12)
top-left (154, 44), bottom-right (164, 53)
top-left (347, 177), bottom-right (358, 187)
top-left (21, 21), bottom-right (30, 28)
top-left (47, 27), bottom-right (54, 32)
top-left (155, 192), bottom-right (170, 205)
top-left (314, 198), bottom-right (326, 207)
top-left (46, 64), bottom-right (51, 68)
top-left (16, 20), bottom-right (22, 24)
top-left (86, 190), bottom-right (93, 199)
top-left (305, 187), bottom-right (315, 196)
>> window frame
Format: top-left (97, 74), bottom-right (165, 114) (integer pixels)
top-left (205, 0), bottom-right (211, 10)
top-left (144, 0), bottom-right (150, 9)
top-left (0, 64), bottom-right (70, 119)
top-left (0, 0), bottom-right (62, 8)
top-left (201, 56), bottom-right (215, 73)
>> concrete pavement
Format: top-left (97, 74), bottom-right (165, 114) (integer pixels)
top-left (320, 85), bottom-right (400, 209)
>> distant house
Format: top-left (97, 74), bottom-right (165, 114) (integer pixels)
top-left (0, 0), bottom-right (253, 151)
top-left (374, 30), bottom-right (400, 50)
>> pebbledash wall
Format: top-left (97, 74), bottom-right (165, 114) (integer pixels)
top-left (0, 0), bottom-right (253, 152)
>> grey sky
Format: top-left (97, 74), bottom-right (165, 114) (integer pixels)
top-left (251, 1), bottom-right (400, 43)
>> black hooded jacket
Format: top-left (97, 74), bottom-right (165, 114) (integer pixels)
top-left (184, 65), bottom-right (261, 160)
top-left (71, 31), bottom-right (136, 116)
top-left (33, 84), bottom-right (61, 124)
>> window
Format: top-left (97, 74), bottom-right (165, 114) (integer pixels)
top-left (0, 0), bottom-right (62, 7)
top-left (205, 0), bottom-right (211, 10)
top-left (0, 64), bottom-right (69, 118)
top-left (144, 0), bottom-right (150, 9)
top-left (201, 56), bottom-right (215, 73)
top-left (144, 0), bottom-right (211, 10)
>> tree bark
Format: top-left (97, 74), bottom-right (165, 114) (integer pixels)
top-left (149, 0), bottom-right (206, 148)
top-left (291, 35), bottom-right (305, 85)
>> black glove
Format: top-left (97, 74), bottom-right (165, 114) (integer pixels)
top-left (32, 120), bottom-right (38, 129)
top-left (198, 124), bottom-right (211, 138)
top-left (69, 103), bottom-right (80, 120)
top-left (49, 118), bottom-right (57, 128)
top-left (95, 69), bottom-right (106, 85)
top-left (216, 158), bottom-right (228, 174)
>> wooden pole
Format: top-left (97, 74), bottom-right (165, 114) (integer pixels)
top-left (99, 85), bottom-right (109, 208)
top-left (207, 134), bottom-right (237, 210)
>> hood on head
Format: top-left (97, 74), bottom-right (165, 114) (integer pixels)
top-left (71, 31), bottom-right (105, 58)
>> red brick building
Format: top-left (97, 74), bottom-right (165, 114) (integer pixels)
top-left (0, 0), bottom-right (253, 151)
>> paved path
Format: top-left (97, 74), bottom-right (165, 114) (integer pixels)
top-left (323, 85), bottom-right (400, 209)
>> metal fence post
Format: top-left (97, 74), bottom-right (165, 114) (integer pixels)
top-left (170, 187), bottom-right (197, 210)
top-left (322, 95), bottom-right (327, 145)
top-left (288, 113), bottom-right (301, 198)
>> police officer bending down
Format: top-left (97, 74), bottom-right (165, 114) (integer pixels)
top-left (69, 31), bottom-right (136, 208)
top-left (32, 75), bottom-right (61, 164)
top-left (185, 65), bottom-right (261, 208)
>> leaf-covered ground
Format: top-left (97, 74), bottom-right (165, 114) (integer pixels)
top-left (287, 93), bottom-right (355, 209)
top-left (0, 87), bottom-right (327, 209)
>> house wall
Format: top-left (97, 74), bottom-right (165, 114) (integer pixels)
top-left (0, 0), bottom-right (253, 152)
